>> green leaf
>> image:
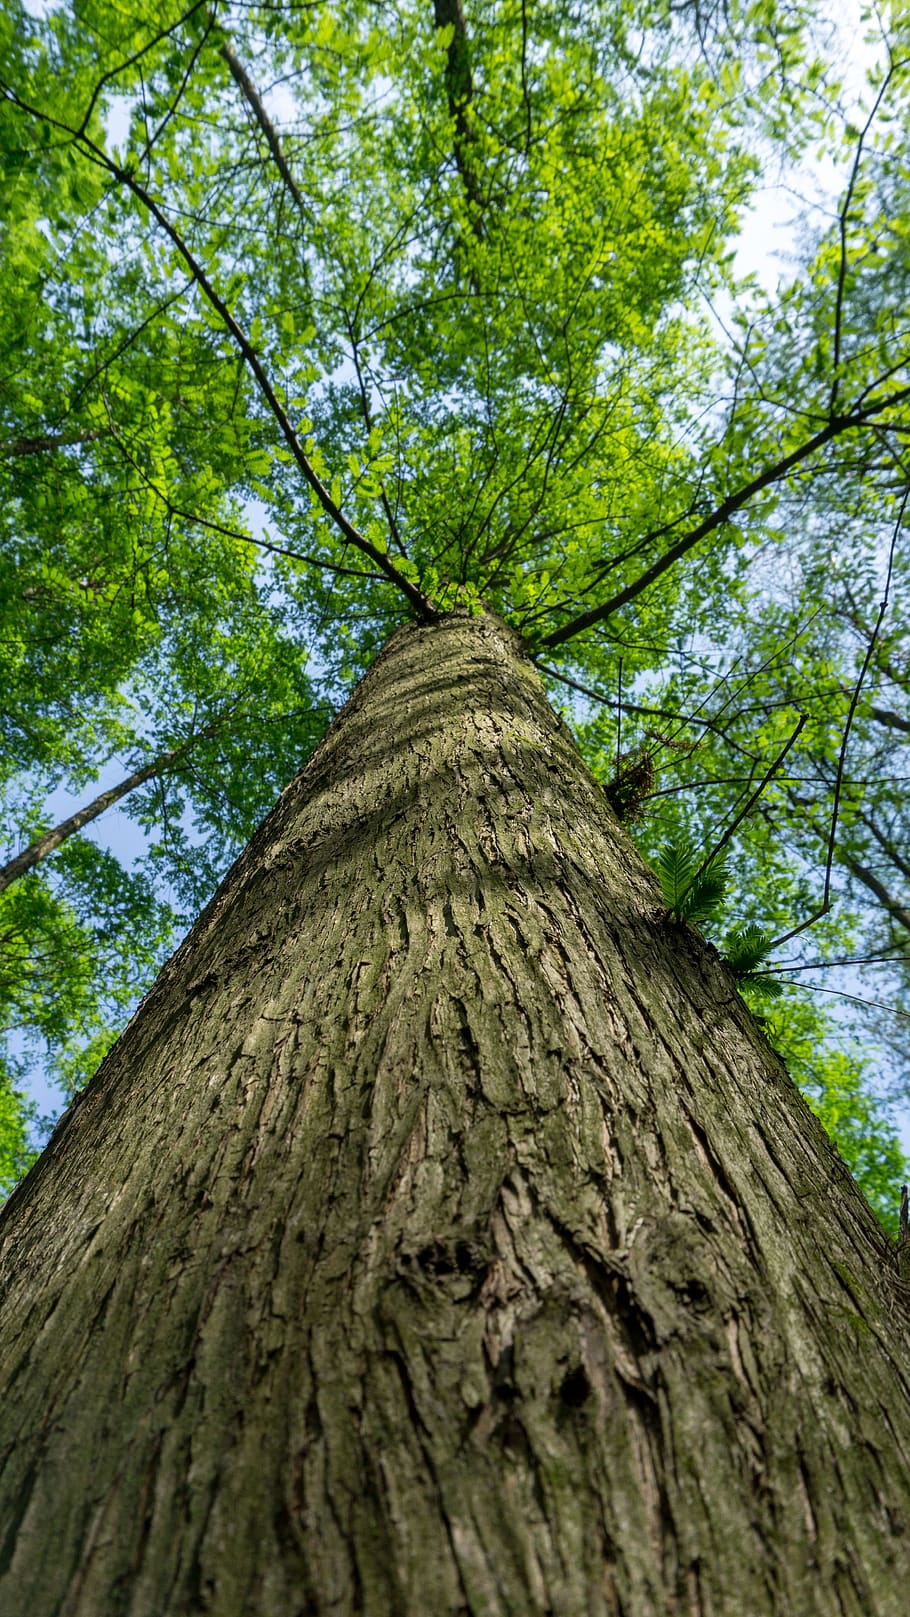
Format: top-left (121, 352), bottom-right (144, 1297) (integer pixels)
top-left (723, 923), bottom-right (774, 976)
top-left (655, 842), bottom-right (695, 913)
top-left (736, 970), bottom-right (784, 1000)
top-left (656, 842), bottom-right (727, 923)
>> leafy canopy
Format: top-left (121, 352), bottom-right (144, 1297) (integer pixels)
top-left (1, 0), bottom-right (909, 1215)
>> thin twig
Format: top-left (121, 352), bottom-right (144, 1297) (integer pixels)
top-left (766, 494), bottom-right (907, 955)
top-left (541, 389), bottom-right (910, 650)
top-left (824, 488), bottom-right (906, 910)
top-left (674, 713), bottom-right (806, 909)
top-left (753, 980), bottom-right (910, 1023)
top-left (763, 949), bottom-right (910, 975)
top-left (0, 82), bottom-right (437, 624)
top-left (830, 68), bottom-right (892, 410)
top-left (98, 394), bottom-right (385, 582)
top-left (77, 0), bottom-right (209, 136)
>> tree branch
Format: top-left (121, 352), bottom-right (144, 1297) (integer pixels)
top-left (76, 0), bottom-right (210, 137)
top-left (675, 713), bottom-right (806, 911)
top-left (433, 0), bottom-right (484, 230)
top-left (868, 704), bottom-right (910, 736)
top-left (0, 82), bottom-right (438, 625)
top-left (98, 392), bottom-right (387, 584)
top-left (1, 430), bottom-right (102, 457)
top-left (214, 26), bottom-right (316, 235)
top-left (856, 809), bottom-right (910, 886)
top-left (821, 486), bottom-right (905, 911)
top-left (840, 852), bottom-right (910, 939)
top-left (830, 68), bottom-right (893, 411)
top-left (764, 503), bottom-right (902, 960)
top-left (540, 388), bottom-right (910, 650)
top-left (0, 717), bottom-right (228, 895)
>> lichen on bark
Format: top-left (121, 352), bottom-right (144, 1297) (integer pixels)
top-left (1, 608), bottom-right (910, 1616)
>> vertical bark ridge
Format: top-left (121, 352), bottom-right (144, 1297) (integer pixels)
top-left (1, 608), bottom-right (909, 1616)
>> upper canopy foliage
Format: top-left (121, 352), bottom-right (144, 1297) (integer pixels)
top-left (1, 0), bottom-right (910, 1215)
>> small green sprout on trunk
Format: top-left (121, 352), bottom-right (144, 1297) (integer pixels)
top-left (656, 843), bottom-right (780, 999)
top-left (656, 841), bottom-right (729, 925)
top-left (722, 923), bottom-right (782, 999)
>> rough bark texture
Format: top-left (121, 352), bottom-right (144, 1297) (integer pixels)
top-left (2, 609), bottom-right (910, 1616)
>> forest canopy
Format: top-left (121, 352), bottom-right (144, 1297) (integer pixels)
top-left (1, 0), bottom-right (909, 1225)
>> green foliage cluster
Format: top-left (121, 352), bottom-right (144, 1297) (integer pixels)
top-left (722, 925), bottom-right (782, 998)
top-left (648, 822), bottom-right (906, 1227)
top-left (655, 844), bottom-right (780, 993)
top-left (759, 996), bottom-right (907, 1236)
top-left (0, 1073), bottom-right (36, 1195)
top-left (656, 842), bottom-right (729, 926)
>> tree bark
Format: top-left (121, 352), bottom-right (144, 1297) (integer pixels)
top-left (1, 608), bottom-right (910, 1616)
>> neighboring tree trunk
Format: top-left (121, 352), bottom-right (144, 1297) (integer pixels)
top-left (0, 714), bottom-right (230, 895)
top-left (2, 609), bottom-right (910, 1616)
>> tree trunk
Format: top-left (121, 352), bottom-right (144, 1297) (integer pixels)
top-left (0, 715), bottom-right (227, 895)
top-left (2, 608), bottom-right (909, 1617)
